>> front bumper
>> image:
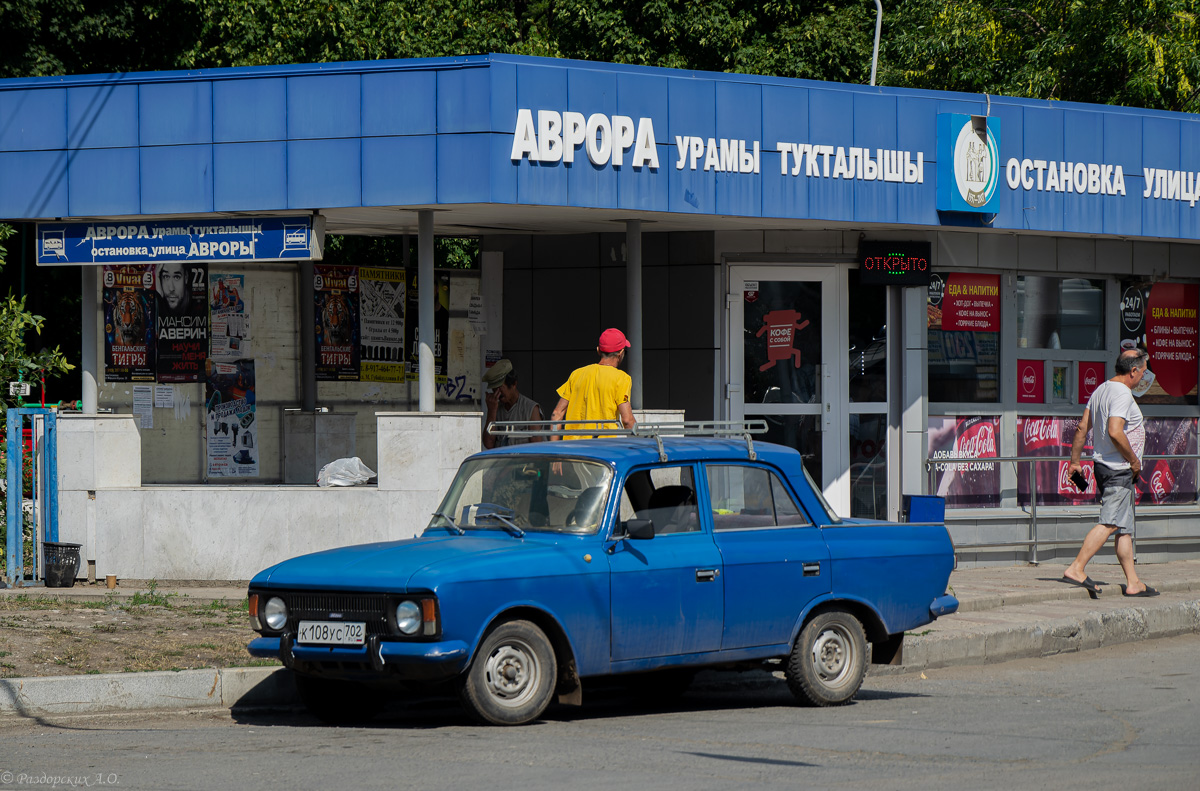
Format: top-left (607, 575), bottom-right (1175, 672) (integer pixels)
top-left (248, 635), bottom-right (471, 677)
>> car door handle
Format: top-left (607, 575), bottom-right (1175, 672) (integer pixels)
top-left (695, 568), bottom-right (719, 582)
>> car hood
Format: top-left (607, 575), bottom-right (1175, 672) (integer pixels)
top-left (250, 533), bottom-right (573, 592)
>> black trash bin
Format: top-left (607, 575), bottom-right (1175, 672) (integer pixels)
top-left (43, 541), bottom-right (82, 588)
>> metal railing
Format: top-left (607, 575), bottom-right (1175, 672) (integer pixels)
top-left (925, 452), bottom-right (1200, 562)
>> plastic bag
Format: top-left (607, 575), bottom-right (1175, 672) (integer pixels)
top-left (317, 457), bottom-right (377, 487)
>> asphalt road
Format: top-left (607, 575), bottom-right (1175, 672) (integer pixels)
top-left (2, 635), bottom-right (1197, 791)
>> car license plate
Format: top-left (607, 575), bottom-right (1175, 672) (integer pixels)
top-left (297, 620), bottom-right (366, 646)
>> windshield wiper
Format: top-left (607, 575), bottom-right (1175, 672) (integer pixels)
top-left (471, 504), bottom-right (526, 538)
top-left (431, 511), bottom-right (465, 535)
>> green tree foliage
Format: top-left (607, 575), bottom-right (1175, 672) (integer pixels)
top-left (6, 1), bottom-right (1197, 110)
top-left (0, 0), bottom-right (201, 78)
top-left (0, 225), bottom-right (74, 411)
top-left (882, 0), bottom-right (1200, 112)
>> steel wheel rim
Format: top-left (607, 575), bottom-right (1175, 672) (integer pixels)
top-left (482, 637), bottom-right (541, 708)
top-left (811, 624), bottom-right (855, 688)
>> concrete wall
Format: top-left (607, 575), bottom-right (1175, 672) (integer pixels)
top-left (58, 412), bottom-right (483, 581)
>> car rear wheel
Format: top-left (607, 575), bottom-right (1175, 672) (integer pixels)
top-left (294, 673), bottom-right (385, 724)
top-left (785, 611), bottom-right (867, 706)
top-left (460, 619), bottom-right (557, 726)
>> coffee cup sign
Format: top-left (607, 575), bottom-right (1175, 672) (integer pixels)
top-left (1017, 359), bottom-right (1043, 403)
top-left (1078, 361), bottom-right (1106, 404)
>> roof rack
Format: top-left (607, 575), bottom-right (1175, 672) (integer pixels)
top-left (486, 419), bottom-right (769, 462)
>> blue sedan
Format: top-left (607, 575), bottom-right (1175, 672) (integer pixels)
top-left (247, 435), bottom-right (957, 725)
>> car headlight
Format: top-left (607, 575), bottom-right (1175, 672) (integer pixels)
top-left (395, 600), bottom-right (422, 635)
top-left (263, 597), bottom-right (288, 631)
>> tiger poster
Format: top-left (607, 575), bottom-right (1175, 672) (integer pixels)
top-left (314, 265), bottom-right (360, 380)
top-left (103, 264), bottom-right (156, 382)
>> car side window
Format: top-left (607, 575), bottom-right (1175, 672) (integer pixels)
top-left (771, 473), bottom-right (809, 526)
top-left (707, 465), bottom-right (811, 530)
top-left (623, 466), bottom-right (700, 534)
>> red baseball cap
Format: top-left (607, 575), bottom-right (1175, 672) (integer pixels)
top-left (598, 328), bottom-right (631, 353)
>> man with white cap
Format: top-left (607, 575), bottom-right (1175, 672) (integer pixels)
top-left (481, 358), bottom-right (543, 448)
top-left (550, 328), bottom-right (637, 441)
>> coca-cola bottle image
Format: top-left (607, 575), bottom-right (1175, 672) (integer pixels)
top-left (1137, 418), bottom-right (1197, 504)
top-left (939, 416), bottom-right (1000, 507)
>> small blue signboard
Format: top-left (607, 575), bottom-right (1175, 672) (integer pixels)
top-left (36, 216), bottom-right (322, 266)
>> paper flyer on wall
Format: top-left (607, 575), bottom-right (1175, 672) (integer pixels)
top-left (205, 359), bottom-right (258, 478)
top-left (405, 269), bottom-right (449, 384)
top-left (314, 265), bottom-right (360, 380)
top-left (209, 273), bottom-right (250, 361)
top-left (359, 266), bottom-right (405, 383)
top-left (155, 261), bottom-right (208, 382)
top-left (102, 265), bottom-right (156, 382)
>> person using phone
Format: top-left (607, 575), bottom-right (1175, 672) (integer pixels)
top-left (1062, 349), bottom-right (1158, 598)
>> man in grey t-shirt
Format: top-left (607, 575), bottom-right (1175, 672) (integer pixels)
top-left (1063, 349), bottom-right (1158, 598)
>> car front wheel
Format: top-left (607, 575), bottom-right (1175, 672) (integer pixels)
top-left (460, 619), bottom-right (557, 725)
top-left (785, 611), bottom-right (867, 706)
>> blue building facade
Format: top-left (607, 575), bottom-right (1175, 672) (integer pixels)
top-left (2, 54), bottom-right (1199, 563)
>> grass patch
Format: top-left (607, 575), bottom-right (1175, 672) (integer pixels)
top-left (128, 580), bottom-right (176, 608)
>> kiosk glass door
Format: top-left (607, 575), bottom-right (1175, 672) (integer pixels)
top-left (728, 267), bottom-right (845, 513)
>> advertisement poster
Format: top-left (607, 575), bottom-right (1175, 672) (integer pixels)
top-left (927, 274), bottom-right (1000, 402)
top-left (1078, 361), bottom-right (1106, 404)
top-left (405, 269), bottom-right (450, 384)
top-left (315, 265), bottom-right (360, 381)
top-left (940, 272), bottom-right (1001, 332)
top-left (209, 274), bottom-right (249, 360)
top-left (359, 267), bottom-right (406, 383)
top-left (1017, 359), bottom-right (1043, 403)
top-left (927, 415), bottom-right (1000, 508)
top-left (1018, 416), bottom-right (1197, 507)
top-left (155, 262), bottom-right (208, 382)
top-left (206, 359), bottom-right (258, 478)
top-left (1119, 280), bottom-right (1199, 405)
top-left (103, 265), bottom-right (156, 382)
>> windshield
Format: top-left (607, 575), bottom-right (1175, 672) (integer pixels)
top-left (429, 456), bottom-right (615, 535)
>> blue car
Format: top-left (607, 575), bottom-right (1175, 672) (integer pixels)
top-left (247, 431), bottom-right (958, 725)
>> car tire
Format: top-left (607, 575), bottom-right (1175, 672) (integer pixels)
top-left (785, 611), bottom-right (867, 707)
top-left (294, 673), bottom-right (385, 724)
top-left (460, 619), bottom-right (557, 726)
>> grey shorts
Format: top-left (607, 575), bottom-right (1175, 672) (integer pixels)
top-left (1094, 462), bottom-right (1136, 534)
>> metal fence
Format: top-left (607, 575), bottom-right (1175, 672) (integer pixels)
top-left (925, 453), bottom-right (1200, 563)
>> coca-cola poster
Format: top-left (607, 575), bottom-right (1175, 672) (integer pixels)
top-left (942, 272), bottom-right (1000, 332)
top-left (1016, 416), bottom-right (1094, 506)
top-left (1120, 279), bottom-right (1199, 405)
top-left (1018, 415), bottom-right (1197, 506)
top-left (1078, 361), bottom-right (1105, 404)
top-left (1017, 359), bottom-right (1043, 403)
top-left (928, 415), bottom-right (1000, 508)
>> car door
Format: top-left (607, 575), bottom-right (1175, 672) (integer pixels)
top-left (609, 464), bottom-right (724, 662)
top-left (704, 463), bottom-right (831, 650)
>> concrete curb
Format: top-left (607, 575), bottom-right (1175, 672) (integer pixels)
top-left (876, 597), bottom-right (1200, 675)
top-left (0, 666), bottom-right (296, 718)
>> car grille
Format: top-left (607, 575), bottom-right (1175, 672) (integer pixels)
top-left (284, 592), bottom-right (391, 637)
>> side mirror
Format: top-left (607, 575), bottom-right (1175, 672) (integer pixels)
top-left (624, 519), bottom-right (655, 540)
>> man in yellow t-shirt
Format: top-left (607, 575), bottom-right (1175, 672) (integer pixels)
top-left (550, 328), bottom-right (637, 440)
